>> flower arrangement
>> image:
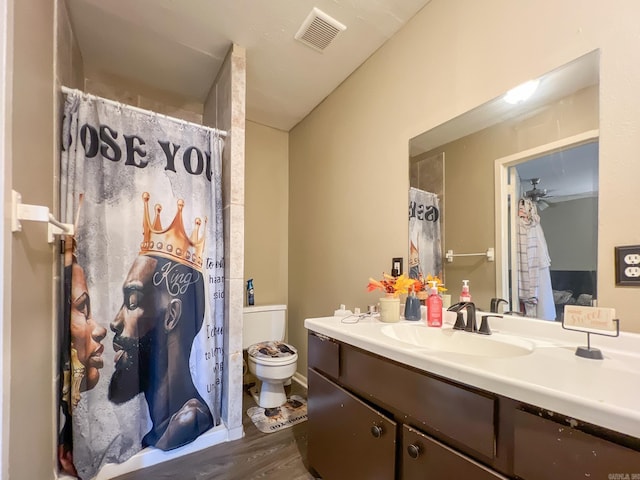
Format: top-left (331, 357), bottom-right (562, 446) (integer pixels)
top-left (367, 273), bottom-right (418, 298)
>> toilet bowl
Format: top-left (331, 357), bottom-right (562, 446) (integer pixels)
top-left (243, 305), bottom-right (297, 408)
top-left (247, 340), bottom-right (298, 408)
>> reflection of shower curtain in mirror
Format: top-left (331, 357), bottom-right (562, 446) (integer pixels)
top-left (517, 198), bottom-right (555, 320)
top-left (58, 90), bottom-right (225, 479)
top-left (408, 187), bottom-right (442, 280)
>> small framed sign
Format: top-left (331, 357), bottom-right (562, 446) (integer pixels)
top-left (563, 305), bottom-right (617, 332)
top-left (562, 305), bottom-right (620, 360)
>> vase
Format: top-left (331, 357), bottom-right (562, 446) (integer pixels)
top-left (379, 296), bottom-right (400, 323)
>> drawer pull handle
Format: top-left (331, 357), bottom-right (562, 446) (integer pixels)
top-left (407, 443), bottom-right (421, 459)
top-left (370, 425), bottom-right (383, 438)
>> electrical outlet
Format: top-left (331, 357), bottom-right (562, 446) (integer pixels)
top-left (624, 253), bottom-right (640, 265)
top-left (625, 266), bottom-right (640, 277)
top-left (615, 245), bottom-right (640, 285)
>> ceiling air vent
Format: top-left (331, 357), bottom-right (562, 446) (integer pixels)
top-left (295, 7), bottom-right (346, 52)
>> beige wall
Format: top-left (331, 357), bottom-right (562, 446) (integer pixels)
top-left (244, 120), bottom-right (289, 307)
top-left (9, 0), bottom-right (56, 478)
top-left (290, 0), bottom-right (640, 376)
top-left (56, 0), bottom-right (83, 91)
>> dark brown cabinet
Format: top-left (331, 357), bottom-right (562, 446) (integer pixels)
top-left (308, 368), bottom-right (397, 480)
top-left (401, 425), bottom-right (506, 480)
top-left (307, 332), bottom-right (503, 479)
top-left (513, 409), bottom-right (640, 479)
top-left (307, 331), bottom-right (640, 479)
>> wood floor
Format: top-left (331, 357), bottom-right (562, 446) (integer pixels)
top-left (113, 382), bottom-right (317, 480)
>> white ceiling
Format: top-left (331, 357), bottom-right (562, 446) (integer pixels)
top-left (516, 142), bottom-right (599, 204)
top-left (66, 0), bottom-right (432, 131)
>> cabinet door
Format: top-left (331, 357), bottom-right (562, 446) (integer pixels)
top-left (513, 409), bottom-right (640, 479)
top-left (401, 425), bottom-right (507, 480)
top-left (308, 369), bottom-right (397, 480)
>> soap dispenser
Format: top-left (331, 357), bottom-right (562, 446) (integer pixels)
top-left (404, 285), bottom-right (421, 321)
top-left (426, 281), bottom-right (443, 327)
top-left (460, 279), bottom-right (471, 303)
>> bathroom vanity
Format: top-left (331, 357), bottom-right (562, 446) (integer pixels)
top-left (304, 314), bottom-right (640, 479)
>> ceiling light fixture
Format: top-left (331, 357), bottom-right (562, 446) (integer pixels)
top-left (504, 79), bottom-right (540, 105)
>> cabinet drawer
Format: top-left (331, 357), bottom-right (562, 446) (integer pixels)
top-left (308, 369), bottom-right (396, 480)
top-left (341, 345), bottom-right (496, 459)
top-left (401, 425), bottom-right (506, 480)
top-left (513, 409), bottom-right (640, 479)
top-left (308, 332), bottom-right (340, 378)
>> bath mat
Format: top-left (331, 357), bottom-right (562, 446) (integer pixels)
top-left (247, 394), bottom-right (308, 434)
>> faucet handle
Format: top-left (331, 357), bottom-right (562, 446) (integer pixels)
top-left (479, 315), bottom-right (502, 335)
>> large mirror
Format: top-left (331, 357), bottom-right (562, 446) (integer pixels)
top-left (408, 50), bottom-right (599, 320)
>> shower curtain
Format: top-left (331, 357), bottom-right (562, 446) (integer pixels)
top-left (58, 90), bottom-right (225, 479)
top-left (408, 187), bottom-right (442, 281)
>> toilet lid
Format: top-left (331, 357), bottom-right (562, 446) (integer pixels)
top-left (248, 341), bottom-right (297, 360)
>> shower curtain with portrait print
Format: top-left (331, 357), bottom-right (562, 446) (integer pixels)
top-left (408, 187), bottom-right (442, 281)
top-left (58, 90), bottom-right (225, 479)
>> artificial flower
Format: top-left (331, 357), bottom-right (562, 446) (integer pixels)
top-left (367, 273), bottom-right (419, 298)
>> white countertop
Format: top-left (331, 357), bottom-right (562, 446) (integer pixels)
top-left (304, 312), bottom-right (640, 439)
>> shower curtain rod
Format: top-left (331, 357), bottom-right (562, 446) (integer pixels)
top-left (61, 86), bottom-right (228, 138)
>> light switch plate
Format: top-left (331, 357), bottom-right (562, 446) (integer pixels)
top-left (615, 245), bottom-right (640, 285)
top-left (392, 257), bottom-right (403, 277)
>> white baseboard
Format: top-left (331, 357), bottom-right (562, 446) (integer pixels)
top-left (226, 423), bottom-right (244, 441)
top-left (292, 371), bottom-right (307, 390)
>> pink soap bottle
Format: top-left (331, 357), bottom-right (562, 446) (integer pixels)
top-left (460, 279), bottom-right (472, 303)
top-left (426, 281), bottom-right (443, 327)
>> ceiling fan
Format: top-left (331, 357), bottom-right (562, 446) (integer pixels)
top-left (523, 178), bottom-right (554, 209)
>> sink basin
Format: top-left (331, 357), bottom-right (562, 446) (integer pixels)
top-left (381, 324), bottom-right (534, 358)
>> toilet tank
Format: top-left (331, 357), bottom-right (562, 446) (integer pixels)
top-left (242, 304), bottom-right (287, 349)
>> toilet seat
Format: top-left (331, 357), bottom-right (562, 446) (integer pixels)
top-left (246, 341), bottom-right (298, 408)
top-left (249, 353), bottom-right (298, 367)
top-left (248, 341), bottom-right (297, 365)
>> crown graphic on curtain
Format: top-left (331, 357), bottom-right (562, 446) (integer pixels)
top-left (139, 192), bottom-right (207, 271)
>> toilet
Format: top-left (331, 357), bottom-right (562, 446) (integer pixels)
top-left (243, 304), bottom-right (298, 408)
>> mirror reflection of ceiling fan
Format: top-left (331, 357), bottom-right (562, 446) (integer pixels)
top-left (523, 178), bottom-right (555, 209)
